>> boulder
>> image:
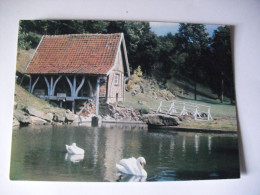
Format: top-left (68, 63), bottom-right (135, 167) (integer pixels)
top-left (13, 110), bottom-right (32, 125)
top-left (131, 111), bottom-right (139, 121)
top-left (24, 106), bottom-right (45, 118)
top-left (65, 112), bottom-right (76, 122)
top-left (30, 116), bottom-right (47, 125)
top-left (43, 113), bottom-right (54, 122)
top-left (142, 114), bottom-right (180, 126)
top-left (53, 113), bottom-right (65, 122)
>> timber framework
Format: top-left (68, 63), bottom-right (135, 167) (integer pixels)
top-left (25, 33), bottom-right (130, 114)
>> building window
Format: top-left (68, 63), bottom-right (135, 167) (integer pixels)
top-left (114, 74), bottom-right (120, 85)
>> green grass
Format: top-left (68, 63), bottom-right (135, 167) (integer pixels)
top-left (121, 91), bottom-right (237, 130)
top-left (122, 91), bottom-right (237, 118)
top-left (14, 83), bottom-right (66, 115)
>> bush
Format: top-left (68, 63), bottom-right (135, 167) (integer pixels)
top-left (18, 32), bottom-right (41, 50)
top-left (139, 108), bottom-right (149, 114)
top-left (126, 79), bottom-right (135, 91)
top-left (126, 66), bottom-right (143, 91)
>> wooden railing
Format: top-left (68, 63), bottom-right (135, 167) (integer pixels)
top-left (156, 100), bottom-right (213, 120)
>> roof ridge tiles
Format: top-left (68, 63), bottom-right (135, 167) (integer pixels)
top-left (44, 33), bottom-right (122, 37)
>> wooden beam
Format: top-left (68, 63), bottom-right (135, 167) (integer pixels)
top-left (73, 75), bottom-right (77, 97)
top-left (52, 75), bottom-right (62, 96)
top-left (72, 101), bottom-right (75, 113)
top-left (75, 75), bottom-right (85, 96)
top-left (87, 79), bottom-right (93, 96)
top-left (31, 75), bottom-right (40, 94)
top-left (95, 77), bottom-right (100, 115)
top-left (29, 76), bottom-right (32, 92)
top-left (50, 76), bottom-right (54, 96)
top-left (65, 76), bottom-right (73, 97)
top-left (44, 76), bottom-right (50, 95)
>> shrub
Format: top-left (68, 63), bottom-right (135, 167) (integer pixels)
top-left (139, 108), bottom-right (149, 114)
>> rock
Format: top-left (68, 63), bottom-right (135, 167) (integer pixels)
top-left (65, 112), bottom-right (76, 122)
top-left (13, 117), bottom-right (20, 127)
top-left (113, 113), bottom-right (119, 119)
top-left (131, 111), bottom-right (139, 121)
top-left (53, 113), bottom-right (65, 122)
top-left (24, 106), bottom-right (45, 118)
top-left (13, 110), bottom-right (32, 125)
top-left (30, 116), bottom-right (47, 125)
top-left (142, 114), bottom-right (180, 126)
top-left (131, 90), bottom-right (137, 96)
top-left (43, 113), bottom-right (54, 122)
top-left (138, 100), bottom-right (146, 105)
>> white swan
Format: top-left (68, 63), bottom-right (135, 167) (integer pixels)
top-left (65, 143), bottom-right (84, 155)
top-left (65, 153), bottom-right (84, 163)
top-left (116, 157), bottom-right (147, 177)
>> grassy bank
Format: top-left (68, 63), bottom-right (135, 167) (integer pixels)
top-left (121, 91), bottom-right (237, 131)
top-left (14, 83), bottom-right (66, 116)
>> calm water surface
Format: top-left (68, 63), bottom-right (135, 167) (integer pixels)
top-left (10, 124), bottom-right (240, 182)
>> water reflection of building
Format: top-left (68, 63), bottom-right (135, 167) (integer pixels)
top-left (182, 136), bottom-right (186, 153)
top-left (103, 127), bottom-right (124, 181)
top-left (195, 135), bottom-right (199, 154)
top-left (93, 127), bottom-right (99, 167)
top-left (208, 135), bottom-right (212, 154)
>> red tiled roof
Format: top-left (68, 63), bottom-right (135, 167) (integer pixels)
top-left (26, 33), bottom-right (123, 75)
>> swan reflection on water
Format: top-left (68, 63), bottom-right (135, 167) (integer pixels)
top-left (117, 174), bottom-right (147, 182)
top-left (65, 153), bottom-right (84, 163)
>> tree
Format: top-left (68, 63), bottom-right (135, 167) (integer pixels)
top-left (177, 23), bottom-right (210, 100)
top-left (211, 26), bottom-right (234, 103)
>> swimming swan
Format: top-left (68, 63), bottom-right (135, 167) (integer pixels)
top-left (116, 157), bottom-right (147, 177)
top-left (65, 153), bottom-right (84, 163)
top-left (65, 143), bottom-right (84, 155)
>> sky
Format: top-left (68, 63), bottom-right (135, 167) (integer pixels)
top-left (149, 22), bottom-right (221, 37)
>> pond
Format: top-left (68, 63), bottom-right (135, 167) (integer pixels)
top-left (10, 124), bottom-right (240, 182)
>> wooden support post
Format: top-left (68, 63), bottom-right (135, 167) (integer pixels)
top-left (95, 77), bottom-right (100, 115)
top-left (73, 75), bottom-right (77, 97)
top-left (50, 76), bottom-right (53, 95)
top-left (87, 79), bottom-right (93, 96)
top-left (31, 75), bottom-right (40, 94)
top-left (52, 75), bottom-right (62, 96)
top-left (72, 101), bottom-right (75, 113)
top-left (29, 76), bottom-right (32, 92)
top-left (66, 76), bottom-right (73, 96)
top-left (75, 76), bottom-right (85, 96)
top-left (44, 76), bottom-right (50, 95)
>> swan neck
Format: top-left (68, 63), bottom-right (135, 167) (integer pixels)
top-left (136, 158), bottom-right (143, 171)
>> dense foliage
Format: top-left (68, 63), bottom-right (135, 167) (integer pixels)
top-left (18, 20), bottom-right (234, 102)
